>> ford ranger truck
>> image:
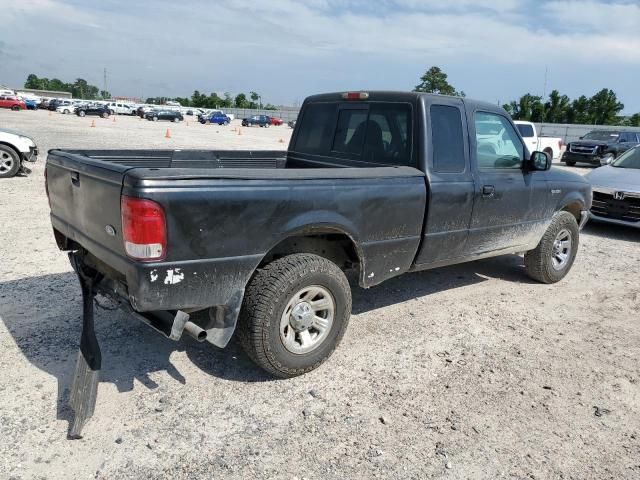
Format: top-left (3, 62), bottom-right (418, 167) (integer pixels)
top-left (46, 92), bottom-right (592, 435)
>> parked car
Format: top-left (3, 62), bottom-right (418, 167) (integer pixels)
top-left (242, 114), bottom-right (271, 127)
top-left (0, 95), bottom-right (26, 111)
top-left (269, 116), bottom-right (284, 126)
top-left (562, 130), bottom-right (640, 167)
top-left (24, 99), bottom-right (39, 110)
top-left (0, 128), bottom-right (38, 178)
top-left (76, 104), bottom-right (111, 118)
top-left (145, 109), bottom-right (183, 122)
top-left (56, 103), bottom-right (77, 114)
top-left (585, 145), bottom-right (640, 228)
top-left (514, 121), bottom-right (563, 161)
top-left (199, 112), bottom-right (230, 125)
top-left (46, 91), bottom-right (592, 440)
top-left (105, 102), bottom-right (135, 115)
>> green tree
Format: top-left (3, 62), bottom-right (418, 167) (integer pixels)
top-left (99, 90), bottom-right (111, 99)
top-left (544, 90), bottom-right (571, 123)
top-left (234, 93), bottom-right (249, 108)
top-left (504, 93), bottom-right (544, 121)
top-left (624, 113), bottom-right (640, 127)
top-left (413, 66), bottom-right (464, 96)
top-left (588, 88), bottom-right (624, 125)
top-left (24, 74), bottom-right (45, 89)
top-left (566, 95), bottom-right (590, 124)
top-left (221, 92), bottom-right (233, 108)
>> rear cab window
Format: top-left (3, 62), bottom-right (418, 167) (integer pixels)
top-left (293, 101), bottom-right (413, 166)
top-left (516, 123), bottom-right (535, 138)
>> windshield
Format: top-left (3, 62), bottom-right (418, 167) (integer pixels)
top-left (611, 147), bottom-right (640, 169)
top-left (583, 131), bottom-right (620, 141)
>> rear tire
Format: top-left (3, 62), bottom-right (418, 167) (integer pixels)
top-left (0, 145), bottom-right (20, 178)
top-left (102, 112), bottom-right (109, 119)
top-left (11, 105), bottom-right (20, 111)
top-left (524, 211), bottom-right (579, 284)
top-left (238, 254), bottom-right (352, 378)
top-left (78, 110), bottom-right (86, 117)
top-left (173, 117), bottom-right (180, 123)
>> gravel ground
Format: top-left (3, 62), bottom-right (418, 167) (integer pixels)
top-left (1, 108), bottom-right (639, 480)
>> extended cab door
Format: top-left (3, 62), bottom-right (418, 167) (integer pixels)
top-left (466, 110), bottom-right (548, 255)
top-left (414, 97), bottom-right (475, 266)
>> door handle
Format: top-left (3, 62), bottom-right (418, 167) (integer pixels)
top-left (70, 171), bottom-right (80, 186)
top-left (482, 185), bottom-right (495, 197)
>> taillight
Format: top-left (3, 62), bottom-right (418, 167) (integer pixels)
top-left (342, 92), bottom-right (369, 100)
top-left (121, 196), bottom-right (166, 261)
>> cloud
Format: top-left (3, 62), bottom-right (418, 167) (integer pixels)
top-left (0, 0), bottom-right (639, 111)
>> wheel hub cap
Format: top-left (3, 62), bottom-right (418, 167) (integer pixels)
top-left (280, 285), bottom-right (336, 355)
top-left (290, 302), bottom-right (315, 330)
top-left (551, 229), bottom-right (572, 271)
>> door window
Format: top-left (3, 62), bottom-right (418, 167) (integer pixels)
top-left (475, 112), bottom-right (524, 169)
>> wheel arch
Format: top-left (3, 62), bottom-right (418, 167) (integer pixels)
top-left (258, 225), bottom-right (364, 284)
top-left (0, 141), bottom-right (23, 161)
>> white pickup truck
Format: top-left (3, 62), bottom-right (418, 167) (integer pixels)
top-left (515, 121), bottom-right (564, 161)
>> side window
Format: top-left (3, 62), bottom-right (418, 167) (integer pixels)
top-left (475, 112), bottom-right (524, 169)
top-left (294, 103), bottom-right (336, 154)
top-left (332, 109), bottom-right (368, 155)
top-left (431, 105), bottom-right (465, 173)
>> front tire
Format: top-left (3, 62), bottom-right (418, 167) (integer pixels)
top-left (238, 254), bottom-right (352, 378)
top-left (78, 110), bottom-right (86, 117)
top-left (524, 211), bottom-right (579, 284)
top-left (0, 145), bottom-right (20, 178)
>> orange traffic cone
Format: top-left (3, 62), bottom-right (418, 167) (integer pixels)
top-left (165, 128), bottom-right (171, 139)
top-left (90, 120), bottom-right (96, 128)
top-left (112, 115), bottom-right (116, 122)
top-left (237, 128), bottom-right (242, 136)
top-left (48, 111), bottom-right (52, 116)
top-left (186, 120), bottom-right (189, 126)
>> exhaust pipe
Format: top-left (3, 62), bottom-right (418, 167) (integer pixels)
top-left (183, 321), bottom-right (207, 342)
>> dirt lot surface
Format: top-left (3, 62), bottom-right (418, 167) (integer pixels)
top-left (1, 109), bottom-right (639, 479)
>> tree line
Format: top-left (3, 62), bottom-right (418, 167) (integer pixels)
top-left (414, 66), bottom-right (640, 127)
top-left (24, 74), bottom-right (110, 100)
top-left (146, 91), bottom-right (279, 110)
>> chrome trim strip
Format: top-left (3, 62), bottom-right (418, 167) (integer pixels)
top-left (592, 187), bottom-right (640, 199)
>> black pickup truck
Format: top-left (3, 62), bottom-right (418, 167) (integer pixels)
top-left (562, 130), bottom-right (640, 166)
top-left (46, 92), bottom-right (592, 428)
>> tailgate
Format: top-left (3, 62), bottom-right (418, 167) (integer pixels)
top-left (47, 150), bottom-right (129, 262)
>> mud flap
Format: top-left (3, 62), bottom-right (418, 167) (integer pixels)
top-left (68, 253), bottom-right (102, 439)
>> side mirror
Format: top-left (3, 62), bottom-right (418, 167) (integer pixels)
top-left (528, 151), bottom-right (551, 171)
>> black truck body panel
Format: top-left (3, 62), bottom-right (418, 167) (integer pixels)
top-left (47, 92), bottom-right (592, 348)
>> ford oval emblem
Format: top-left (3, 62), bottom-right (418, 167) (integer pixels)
top-left (105, 225), bottom-right (116, 236)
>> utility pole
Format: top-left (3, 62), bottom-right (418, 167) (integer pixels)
top-left (103, 67), bottom-right (108, 99)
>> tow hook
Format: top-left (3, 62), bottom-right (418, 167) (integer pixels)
top-left (68, 252), bottom-right (102, 439)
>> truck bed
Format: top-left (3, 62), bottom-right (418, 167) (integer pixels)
top-left (47, 148), bottom-right (427, 348)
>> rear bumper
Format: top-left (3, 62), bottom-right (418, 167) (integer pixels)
top-left (51, 215), bottom-right (261, 312)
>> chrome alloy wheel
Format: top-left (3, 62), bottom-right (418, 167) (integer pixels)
top-left (0, 151), bottom-right (15, 174)
top-left (551, 228), bottom-right (572, 270)
top-left (279, 285), bottom-right (335, 354)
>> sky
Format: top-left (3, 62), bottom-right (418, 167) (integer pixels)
top-left (1, 0), bottom-right (639, 112)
